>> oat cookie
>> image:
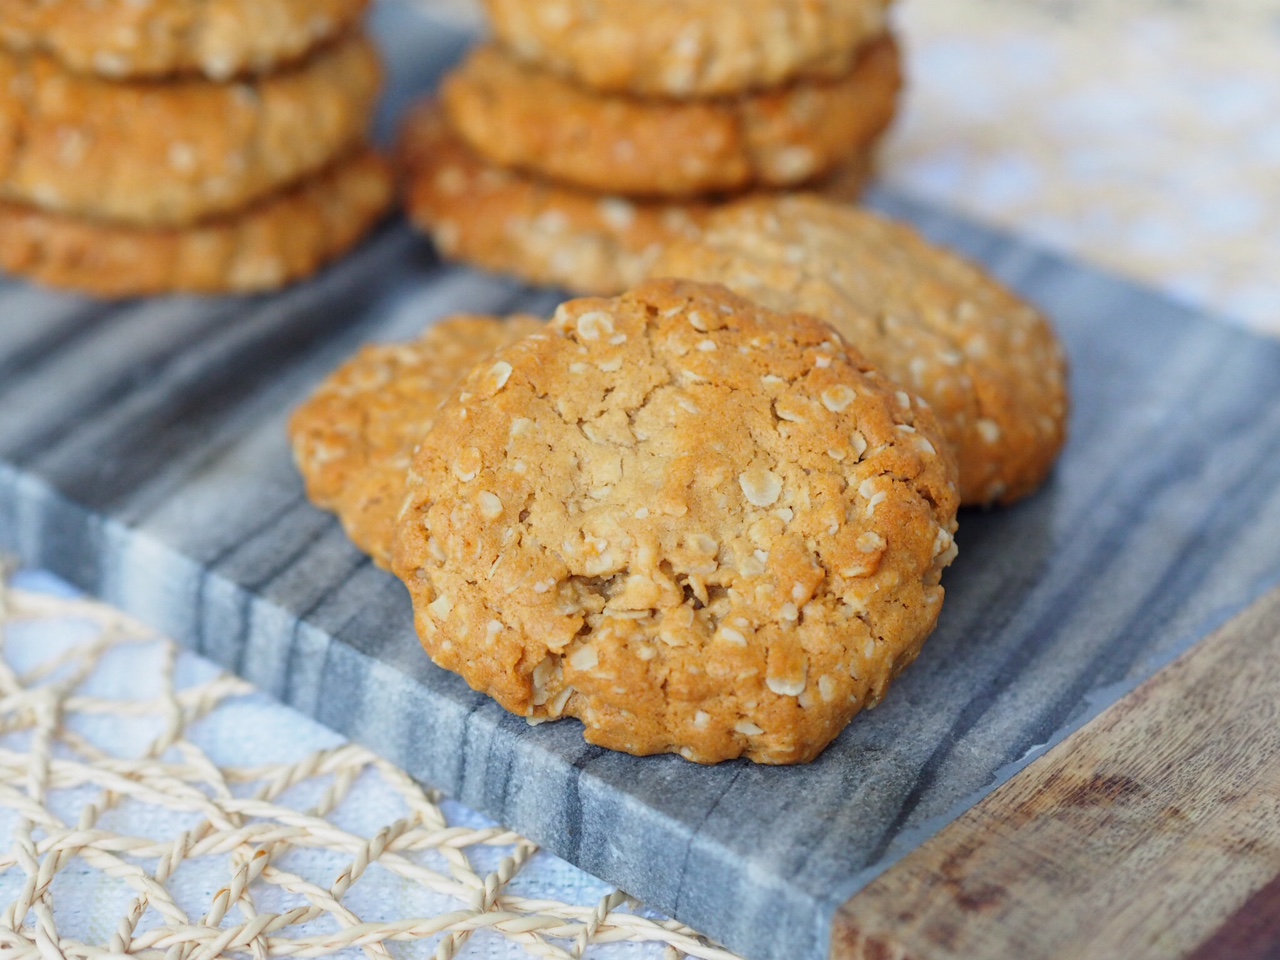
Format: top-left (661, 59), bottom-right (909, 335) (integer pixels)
top-left (0, 149), bottom-right (393, 297)
top-left (481, 0), bottom-right (893, 97)
top-left (650, 197), bottom-right (1069, 505)
top-left (400, 101), bottom-right (713, 294)
top-left (443, 37), bottom-right (900, 197)
top-left (289, 314), bottom-right (543, 568)
top-left (0, 0), bottom-right (370, 79)
top-left (399, 100), bottom-right (875, 295)
top-left (392, 279), bottom-right (959, 764)
top-left (0, 33), bottom-right (382, 226)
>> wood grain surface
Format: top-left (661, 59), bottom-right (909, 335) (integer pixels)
top-left (834, 584), bottom-right (1280, 960)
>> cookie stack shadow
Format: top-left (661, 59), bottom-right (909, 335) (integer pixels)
top-left (400, 0), bottom-right (903, 294)
top-left (0, 0), bottom-right (394, 297)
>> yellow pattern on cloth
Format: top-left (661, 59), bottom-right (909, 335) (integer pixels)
top-left (0, 571), bottom-right (739, 960)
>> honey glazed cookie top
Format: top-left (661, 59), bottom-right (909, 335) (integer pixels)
top-left (481, 0), bottom-right (894, 97)
top-left (392, 279), bottom-right (960, 765)
top-left (0, 0), bottom-right (371, 79)
top-left (650, 195), bottom-right (1069, 505)
top-left (442, 37), bottom-right (901, 198)
top-left (288, 315), bottom-right (544, 569)
top-left (0, 33), bottom-right (383, 227)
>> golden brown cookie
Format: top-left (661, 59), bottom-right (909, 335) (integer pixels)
top-left (443, 37), bottom-right (900, 198)
top-left (0, 33), bottom-right (382, 226)
top-left (0, 0), bottom-right (371, 79)
top-left (0, 148), bottom-right (393, 297)
top-left (481, 0), bottom-right (893, 97)
top-left (399, 100), bottom-right (876, 295)
top-left (289, 314), bottom-right (544, 568)
top-left (649, 196), bottom-right (1070, 505)
top-left (392, 279), bottom-right (960, 764)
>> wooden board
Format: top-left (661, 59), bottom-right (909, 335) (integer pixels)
top-left (4, 6), bottom-right (1280, 960)
top-left (834, 582), bottom-right (1280, 960)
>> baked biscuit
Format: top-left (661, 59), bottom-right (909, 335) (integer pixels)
top-left (650, 196), bottom-right (1069, 505)
top-left (0, 0), bottom-right (370, 79)
top-left (443, 37), bottom-right (900, 197)
top-left (289, 314), bottom-right (543, 568)
top-left (481, 0), bottom-right (893, 97)
top-left (399, 101), bottom-right (875, 295)
top-left (392, 279), bottom-right (960, 764)
top-left (0, 148), bottom-right (393, 297)
top-left (0, 33), bottom-right (382, 226)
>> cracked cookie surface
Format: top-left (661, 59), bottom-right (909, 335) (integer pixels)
top-left (0, 33), bottom-right (382, 226)
top-left (392, 279), bottom-right (959, 764)
top-left (0, 148), bottom-right (393, 297)
top-left (0, 0), bottom-right (370, 79)
top-left (443, 37), bottom-right (900, 197)
top-left (289, 314), bottom-right (544, 568)
top-left (399, 100), bottom-right (875, 295)
top-left (481, 0), bottom-right (893, 97)
top-left (650, 196), bottom-right (1069, 504)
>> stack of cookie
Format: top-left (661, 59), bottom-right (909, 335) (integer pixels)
top-left (401, 0), bottom-right (902, 295)
top-left (0, 0), bottom-right (394, 298)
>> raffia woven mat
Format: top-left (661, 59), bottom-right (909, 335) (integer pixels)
top-left (0, 569), bottom-right (737, 960)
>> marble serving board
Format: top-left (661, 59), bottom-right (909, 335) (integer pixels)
top-left (5, 6), bottom-right (1280, 960)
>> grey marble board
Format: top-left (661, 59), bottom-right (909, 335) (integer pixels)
top-left (4, 6), bottom-right (1280, 960)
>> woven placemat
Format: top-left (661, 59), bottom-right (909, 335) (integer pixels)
top-left (0, 567), bottom-right (738, 960)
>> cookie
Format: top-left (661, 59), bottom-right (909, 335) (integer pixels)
top-left (481, 0), bottom-right (892, 97)
top-left (0, 148), bottom-right (393, 297)
top-left (392, 279), bottom-right (959, 764)
top-left (649, 196), bottom-right (1069, 505)
top-left (289, 314), bottom-right (544, 568)
top-left (0, 33), bottom-right (382, 226)
top-left (399, 100), bottom-right (876, 295)
top-left (443, 37), bottom-right (900, 197)
top-left (0, 0), bottom-right (371, 79)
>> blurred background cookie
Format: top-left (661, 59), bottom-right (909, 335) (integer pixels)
top-left (0, 0), bottom-right (387, 295)
top-left (442, 37), bottom-right (899, 197)
top-left (0, 34), bottom-right (382, 226)
top-left (481, 0), bottom-right (893, 97)
top-left (0, 149), bottom-right (393, 297)
top-left (0, 0), bottom-right (371, 79)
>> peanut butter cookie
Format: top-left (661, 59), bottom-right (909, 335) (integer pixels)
top-left (0, 148), bottom-right (393, 297)
top-left (481, 0), bottom-right (892, 97)
top-left (393, 279), bottom-right (959, 764)
top-left (0, 0), bottom-right (370, 79)
top-left (0, 33), bottom-right (382, 226)
top-left (289, 314), bottom-right (543, 568)
top-left (650, 195), bottom-right (1069, 505)
top-left (399, 100), bottom-right (875, 295)
top-left (443, 37), bottom-right (900, 197)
